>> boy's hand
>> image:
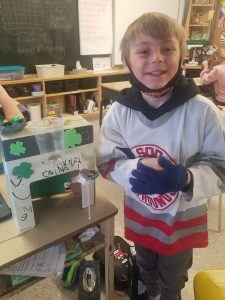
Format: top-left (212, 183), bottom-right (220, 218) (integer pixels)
top-left (138, 157), bottom-right (164, 171)
top-left (129, 156), bottom-right (189, 195)
top-left (202, 60), bottom-right (209, 70)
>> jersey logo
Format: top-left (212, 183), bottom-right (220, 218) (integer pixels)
top-left (131, 144), bottom-right (179, 210)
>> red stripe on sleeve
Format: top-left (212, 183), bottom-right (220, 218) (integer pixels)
top-left (102, 158), bottom-right (118, 179)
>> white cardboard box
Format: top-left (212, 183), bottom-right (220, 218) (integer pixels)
top-left (35, 64), bottom-right (65, 78)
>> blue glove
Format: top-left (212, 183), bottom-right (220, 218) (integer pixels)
top-left (129, 156), bottom-right (189, 195)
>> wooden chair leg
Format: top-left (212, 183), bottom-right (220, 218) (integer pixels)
top-left (218, 194), bottom-right (223, 233)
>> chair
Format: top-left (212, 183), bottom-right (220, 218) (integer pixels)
top-left (218, 194), bottom-right (223, 232)
top-left (194, 270), bottom-right (225, 300)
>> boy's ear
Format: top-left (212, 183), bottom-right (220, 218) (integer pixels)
top-left (121, 56), bottom-right (129, 71)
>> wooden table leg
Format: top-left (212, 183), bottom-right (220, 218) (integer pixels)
top-left (100, 217), bottom-right (114, 300)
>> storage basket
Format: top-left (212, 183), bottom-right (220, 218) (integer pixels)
top-left (35, 64), bottom-right (65, 78)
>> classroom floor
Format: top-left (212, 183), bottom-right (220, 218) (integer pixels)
top-left (1, 116), bottom-right (225, 300)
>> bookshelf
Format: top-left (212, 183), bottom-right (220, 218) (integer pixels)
top-left (184, 0), bottom-right (215, 44)
top-left (0, 69), bottom-right (129, 119)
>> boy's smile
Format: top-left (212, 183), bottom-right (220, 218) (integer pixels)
top-left (128, 34), bottom-right (180, 90)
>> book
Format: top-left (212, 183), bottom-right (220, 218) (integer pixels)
top-left (76, 94), bottom-right (87, 114)
top-left (66, 95), bottom-right (77, 114)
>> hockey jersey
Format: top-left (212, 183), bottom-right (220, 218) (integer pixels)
top-left (97, 76), bottom-right (225, 255)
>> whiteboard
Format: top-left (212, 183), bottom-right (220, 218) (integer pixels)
top-left (78, 0), bottom-right (113, 55)
top-left (112, 0), bottom-right (185, 65)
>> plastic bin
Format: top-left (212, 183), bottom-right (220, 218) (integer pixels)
top-left (47, 102), bottom-right (61, 117)
top-left (4, 86), bottom-right (20, 98)
top-left (35, 64), bottom-right (65, 78)
top-left (79, 78), bottom-right (97, 89)
top-left (18, 84), bottom-right (31, 96)
top-left (63, 79), bottom-right (79, 91)
top-left (27, 103), bottom-right (42, 121)
top-left (45, 80), bottom-right (64, 94)
top-left (31, 117), bottom-right (65, 161)
top-left (0, 66), bottom-right (25, 80)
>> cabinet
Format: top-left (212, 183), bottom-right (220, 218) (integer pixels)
top-left (184, 0), bottom-right (215, 44)
top-left (0, 69), bottom-right (129, 120)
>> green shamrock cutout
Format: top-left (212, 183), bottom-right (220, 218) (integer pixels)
top-left (64, 128), bottom-right (82, 149)
top-left (10, 141), bottom-right (26, 156)
top-left (13, 162), bottom-right (34, 179)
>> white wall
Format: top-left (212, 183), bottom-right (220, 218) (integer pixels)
top-left (112, 0), bottom-right (185, 65)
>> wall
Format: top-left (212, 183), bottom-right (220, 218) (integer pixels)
top-left (0, 0), bottom-right (109, 73)
top-left (0, 0), bottom-right (185, 72)
top-left (112, 0), bottom-right (185, 65)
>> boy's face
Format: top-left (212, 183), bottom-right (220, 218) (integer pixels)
top-left (128, 34), bottom-right (180, 90)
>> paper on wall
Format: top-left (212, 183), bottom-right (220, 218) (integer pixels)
top-left (78, 0), bottom-right (113, 55)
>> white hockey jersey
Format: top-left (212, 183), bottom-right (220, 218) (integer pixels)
top-left (98, 78), bottom-right (225, 255)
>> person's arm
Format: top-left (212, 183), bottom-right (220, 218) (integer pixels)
top-left (97, 103), bottom-right (140, 189)
top-left (0, 85), bottom-right (24, 121)
top-left (186, 106), bottom-right (225, 201)
top-left (200, 64), bottom-right (218, 85)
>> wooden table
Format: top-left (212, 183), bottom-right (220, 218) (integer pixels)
top-left (185, 64), bottom-right (202, 78)
top-left (101, 81), bottom-right (131, 92)
top-left (0, 189), bottom-right (118, 299)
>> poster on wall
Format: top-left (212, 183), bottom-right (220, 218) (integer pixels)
top-left (218, 0), bottom-right (225, 28)
top-left (78, 0), bottom-right (113, 55)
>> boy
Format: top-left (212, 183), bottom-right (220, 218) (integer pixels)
top-left (97, 12), bottom-right (225, 300)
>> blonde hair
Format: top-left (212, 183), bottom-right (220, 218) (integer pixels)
top-left (120, 12), bottom-right (186, 64)
top-left (210, 48), bottom-right (225, 67)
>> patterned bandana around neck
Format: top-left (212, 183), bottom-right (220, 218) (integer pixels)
top-left (141, 86), bottom-right (172, 98)
top-left (126, 59), bottom-right (182, 97)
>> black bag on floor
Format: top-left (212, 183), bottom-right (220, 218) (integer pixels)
top-left (128, 249), bottom-right (148, 300)
top-left (93, 235), bottom-right (130, 291)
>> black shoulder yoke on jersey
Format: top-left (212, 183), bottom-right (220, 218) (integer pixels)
top-left (116, 75), bottom-right (200, 121)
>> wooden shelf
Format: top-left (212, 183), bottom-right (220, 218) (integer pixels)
top-left (191, 4), bottom-right (213, 6)
top-left (189, 24), bottom-right (210, 27)
top-left (12, 95), bottom-right (44, 101)
top-left (64, 232), bottom-right (105, 267)
top-left (0, 69), bottom-right (129, 119)
top-left (0, 75), bottom-right (42, 85)
top-left (0, 232), bottom-right (105, 296)
top-left (45, 88), bottom-right (98, 97)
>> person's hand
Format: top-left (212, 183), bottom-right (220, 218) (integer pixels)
top-left (138, 157), bottom-right (164, 171)
top-left (0, 85), bottom-right (23, 121)
top-left (129, 156), bottom-right (189, 195)
top-left (202, 60), bottom-right (209, 70)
